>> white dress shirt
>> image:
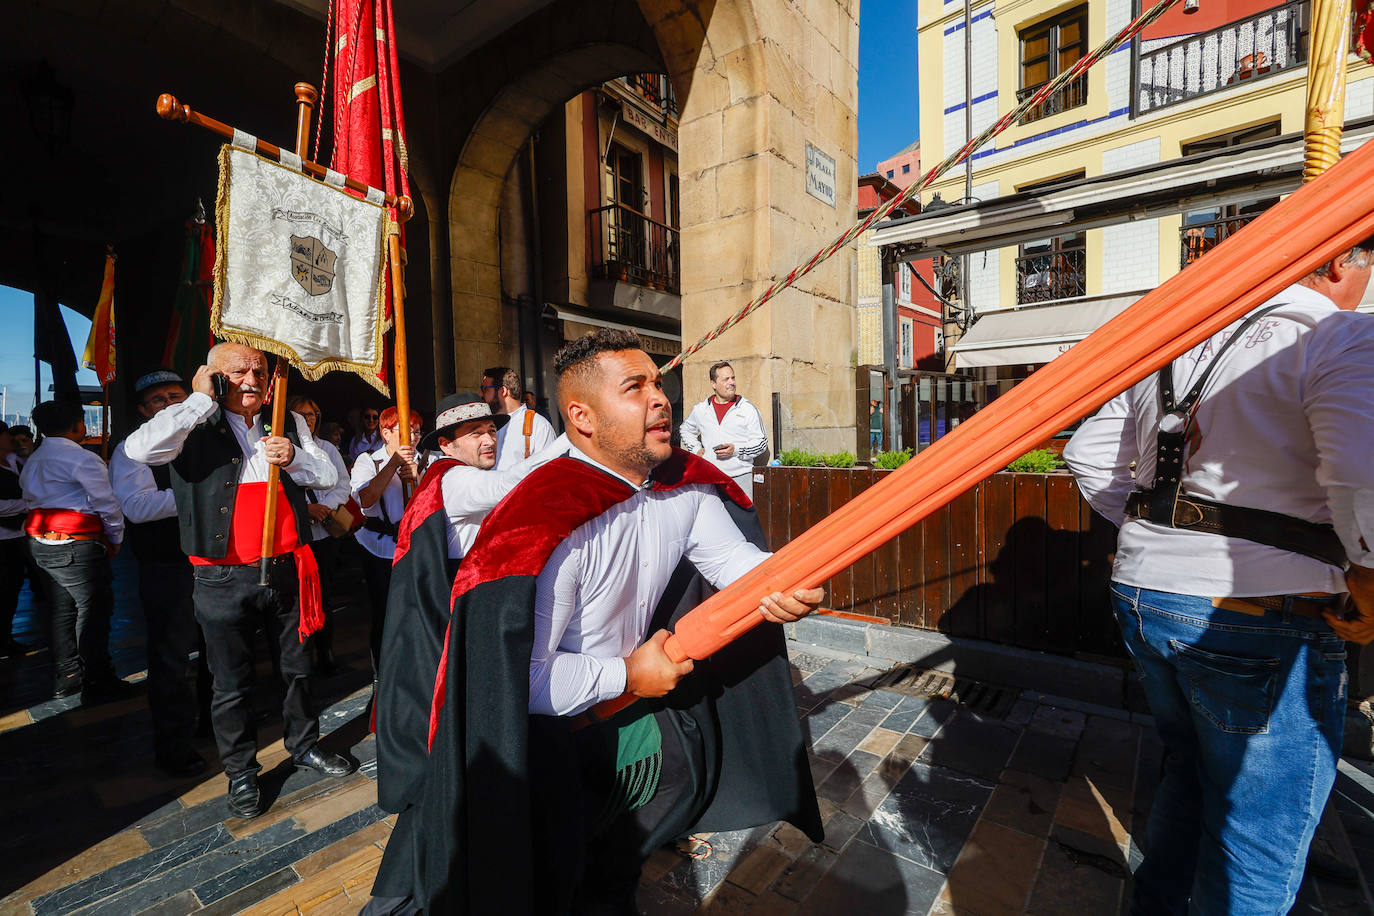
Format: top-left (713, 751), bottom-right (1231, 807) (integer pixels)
top-left (110, 440), bottom-right (177, 524)
top-left (0, 453), bottom-right (27, 542)
top-left (123, 392), bottom-right (336, 495)
top-left (439, 433), bottom-right (569, 559)
top-left (19, 437), bottom-right (124, 544)
top-left (528, 446), bottom-right (770, 717)
top-left (351, 445), bottom-right (407, 559)
top-left (494, 405), bottom-right (557, 471)
top-left (307, 440), bottom-right (352, 542)
top-left (1064, 284), bottom-right (1374, 597)
top-left (679, 395), bottom-right (768, 480)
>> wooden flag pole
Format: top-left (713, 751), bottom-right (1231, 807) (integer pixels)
top-left (389, 226), bottom-right (415, 501)
top-left (257, 83), bottom-right (315, 587)
top-left (100, 383), bottom-right (110, 461)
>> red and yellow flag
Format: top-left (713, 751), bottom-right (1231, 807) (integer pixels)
top-left (83, 248), bottom-right (117, 384)
top-left (327, 0), bottom-right (411, 390)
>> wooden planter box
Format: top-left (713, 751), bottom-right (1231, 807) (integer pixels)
top-left (754, 466), bottom-right (1123, 658)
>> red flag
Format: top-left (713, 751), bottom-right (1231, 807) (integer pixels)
top-left (83, 248), bottom-right (117, 385)
top-left (327, 0), bottom-right (411, 390)
top-left (1358, 0), bottom-right (1374, 64)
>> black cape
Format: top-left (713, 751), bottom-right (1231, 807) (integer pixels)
top-left (372, 450), bottom-right (822, 912)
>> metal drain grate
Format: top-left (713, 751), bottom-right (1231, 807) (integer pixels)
top-left (866, 665), bottom-right (1017, 719)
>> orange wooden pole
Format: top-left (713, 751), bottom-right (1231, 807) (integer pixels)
top-left (389, 228), bottom-right (415, 501)
top-left (257, 83), bottom-right (315, 587)
top-left (584, 126), bottom-right (1374, 723)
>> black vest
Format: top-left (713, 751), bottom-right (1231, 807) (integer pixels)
top-left (0, 461), bottom-right (23, 531)
top-left (169, 408), bottom-right (313, 560)
top-left (124, 463), bottom-right (187, 564)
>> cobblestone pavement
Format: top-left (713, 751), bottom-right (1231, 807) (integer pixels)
top-left (2, 572), bottom-right (1373, 913)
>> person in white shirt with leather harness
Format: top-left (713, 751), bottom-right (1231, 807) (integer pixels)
top-left (21, 399), bottom-right (128, 703)
top-left (481, 365), bottom-right (556, 470)
top-left (679, 361), bottom-right (769, 498)
top-left (1064, 238), bottom-right (1374, 915)
top-left (0, 424), bottom-right (28, 658)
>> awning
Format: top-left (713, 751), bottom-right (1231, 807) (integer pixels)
top-left (869, 117), bottom-right (1374, 257)
top-left (949, 293), bottom-right (1142, 368)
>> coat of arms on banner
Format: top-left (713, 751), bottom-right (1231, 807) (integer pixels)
top-left (212, 144), bottom-right (389, 392)
top-left (290, 235), bottom-right (338, 296)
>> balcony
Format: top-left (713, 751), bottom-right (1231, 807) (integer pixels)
top-left (1016, 242), bottom-right (1086, 304)
top-left (622, 74), bottom-right (678, 119)
top-left (1135, 0), bottom-right (1307, 116)
top-left (589, 203), bottom-right (680, 295)
top-left (1180, 209), bottom-right (1264, 269)
top-left (1016, 75), bottom-right (1088, 124)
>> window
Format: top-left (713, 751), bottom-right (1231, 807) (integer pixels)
top-left (1018, 6), bottom-right (1088, 123)
top-left (1179, 123), bottom-right (1280, 267)
top-left (900, 319), bottom-right (914, 369)
top-left (899, 263), bottom-right (912, 303)
top-left (605, 143), bottom-right (643, 211)
top-left (668, 171), bottom-right (680, 228)
top-left (1016, 171), bottom-right (1086, 303)
top-left (887, 170), bottom-right (894, 178)
top-left (902, 164), bottom-right (911, 174)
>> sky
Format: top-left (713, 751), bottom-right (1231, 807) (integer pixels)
top-left (0, 285), bottom-right (97, 424)
top-left (858, 0), bottom-right (921, 174)
top-left (0, 5), bottom-right (919, 412)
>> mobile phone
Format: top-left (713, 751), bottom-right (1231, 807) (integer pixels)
top-left (211, 373), bottom-right (230, 401)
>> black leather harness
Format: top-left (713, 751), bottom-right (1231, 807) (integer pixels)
top-left (1125, 305), bottom-right (1348, 569)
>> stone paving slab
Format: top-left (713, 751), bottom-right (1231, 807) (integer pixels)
top-left (3, 598), bottom-right (1373, 914)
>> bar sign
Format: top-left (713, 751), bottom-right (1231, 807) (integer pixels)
top-left (805, 143), bottom-right (836, 207)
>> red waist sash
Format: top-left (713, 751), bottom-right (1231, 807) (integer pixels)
top-left (189, 482), bottom-right (322, 642)
top-left (26, 508), bottom-right (103, 540)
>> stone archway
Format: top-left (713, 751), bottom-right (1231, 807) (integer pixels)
top-left (446, 0), bottom-right (859, 449)
top-left (446, 43), bottom-right (663, 376)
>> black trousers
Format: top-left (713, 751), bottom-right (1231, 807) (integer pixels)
top-left (192, 558), bottom-right (318, 776)
top-left (308, 536), bottom-right (342, 661)
top-left (29, 538), bottom-right (115, 682)
top-left (0, 536), bottom-right (27, 640)
top-left (360, 547), bottom-right (392, 678)
top-left (139, 558), bottom-right (201, 753)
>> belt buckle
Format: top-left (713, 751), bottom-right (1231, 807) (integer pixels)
top-left (1172, 498), bottom-right (1204, 527)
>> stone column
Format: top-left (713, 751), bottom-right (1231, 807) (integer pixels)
top-left (669, 0), bottom-right (859, 457)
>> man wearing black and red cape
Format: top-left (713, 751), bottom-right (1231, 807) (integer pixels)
top-left (366, 329), bottom-right (824, 915)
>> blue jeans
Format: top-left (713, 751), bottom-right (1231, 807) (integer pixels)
top-left (1111, 584), bottom-right (1347, 916)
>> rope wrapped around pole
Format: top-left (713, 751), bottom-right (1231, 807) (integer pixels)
top-left (1304, 0), bottom-right (1352, 181)
top-left (661, 0), bottom-right (1184, 372)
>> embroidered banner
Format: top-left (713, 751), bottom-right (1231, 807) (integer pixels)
top-left (212, 145), bottom-right (389, 391)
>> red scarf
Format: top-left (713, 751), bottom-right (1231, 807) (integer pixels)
top-left (189, 482), bottom-right (323, 642)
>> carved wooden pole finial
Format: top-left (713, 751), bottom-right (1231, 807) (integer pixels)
top-left (156, 93), bottom-right (187, 122)
top-left (396, 195), bottom-right (414, 223)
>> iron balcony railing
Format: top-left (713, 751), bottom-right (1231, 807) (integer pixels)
top-left (1135, 0), bottom-right (1308, 115)
top-left (1180, 211), bottom-right (1263, 269)
top-left (623, 74), bottom-right (678, 119)
top-left (589, 203), bottom-right (681, 294)
top-left (1016, 243), bottom-right (1087, 304)
top-left (1017, 75), bottom-right (1088, 124)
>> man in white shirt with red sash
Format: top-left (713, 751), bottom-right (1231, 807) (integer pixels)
top-left (1065, 239), bottom-right (1374, 914)
top-left (21, 399), bottom-right (127, 702)
top-left (679, 361), bottom-right (768, 498)
top-left (125, 342), bottom-right (353, 818)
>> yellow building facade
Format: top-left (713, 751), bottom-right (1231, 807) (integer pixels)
top-left (916, 0), bottom-right (1374, 347)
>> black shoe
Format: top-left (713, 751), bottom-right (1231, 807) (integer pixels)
top-left (53, 673), bottom-right (82, 700)
top-left (227, 771), bottom-right (263, 818)
top-left (156, 744), bottom-right (209, 778)
top-left (82, 676), bottom-right (138, 705)
top-left (293, 746), bottom-right (357, 778)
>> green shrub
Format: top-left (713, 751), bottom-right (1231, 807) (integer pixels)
top-left (1006, 448), bottom-right (1065, 473)
top-left (777, 447), bottom-right (824, 467)
top-left (821, 451), bottom-right (856, 469)
top-left (872, 448), bottom-right (913, 470)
